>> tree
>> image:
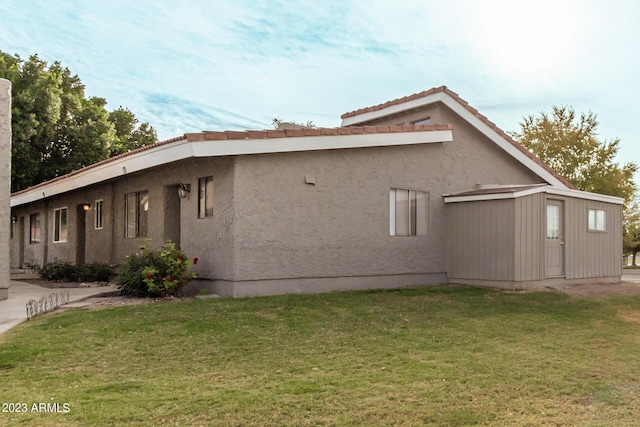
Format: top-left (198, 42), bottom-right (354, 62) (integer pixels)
top-left (0, 51), bottom-right (157, 192)
top-left (108, 107), bottom-right (157, 156)
top-left (512, 106), bottom-right (637, 201)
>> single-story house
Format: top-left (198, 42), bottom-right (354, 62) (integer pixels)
top-left (9, 86), bottom-right (623, 296)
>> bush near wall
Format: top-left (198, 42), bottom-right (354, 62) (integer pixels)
top-left (40, 262), bottom-right (114, 282)
top-left (115, 241), bottom-right (197, 298)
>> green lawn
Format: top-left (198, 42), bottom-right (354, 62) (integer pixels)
top-left (2, 285), bottom-right (640, 426)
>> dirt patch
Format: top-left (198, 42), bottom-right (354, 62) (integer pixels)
top-left (551, 281), bottom-right (640, 298)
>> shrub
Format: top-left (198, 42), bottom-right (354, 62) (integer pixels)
top-left (40, 261), bottom-right (114, 282)
top-left (115, 241), bottom-right (197, 298)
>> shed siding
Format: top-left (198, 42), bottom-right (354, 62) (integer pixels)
top-left (514, 193), bottom-right (544, 281)
top-left (563, 198), bottom-right (622, 278)
top-left (447, 199), bottom-right (515, 281)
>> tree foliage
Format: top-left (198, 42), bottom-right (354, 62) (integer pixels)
top-left (512, 106), bottom-right (637, 202)
top-left (0, 51), bottom-right (157, 192)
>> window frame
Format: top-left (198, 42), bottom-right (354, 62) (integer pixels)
top-left (125, 191), bottom-right (149, 238)
top-left (198, 176), bottom-right (214, 219)
top-left (389, 188), bottom-right (429, 237)
top-left (53, 207), bottom-right (68, 243)
top-left (95, 199), bottom-right (104, 230)
top-left (29, 213), bottom-right (41, 244)
top-left (588, 208), bottom-right (606, 232)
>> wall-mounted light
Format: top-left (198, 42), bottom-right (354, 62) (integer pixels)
top-left (178, 183), bottom-right (191, 199)
top-left (11, 216), bottom-right (17, 224)
top-left (82, 203), bottom-right (91, 211)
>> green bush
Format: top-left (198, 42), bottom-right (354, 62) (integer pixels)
top-left (115, 241), bottom-right (197, 298)
top-left (40, 261), bottom-right (114, 282)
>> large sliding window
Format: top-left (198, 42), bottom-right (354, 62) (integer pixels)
top-left (198, 176), bottom-right (214, 218)
top-left (29, 213), bottom-right (41, 243)
top-left (389, 189), bottom-right (429, 236)
top-left (125, 191), bottom-right (149, 238)
top-left (54, 207), bottom-right (68, 243)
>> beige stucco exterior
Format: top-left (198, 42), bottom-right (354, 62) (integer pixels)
top-left (0, 79), bottom-right (10, 300)
top-left (8, 88), bottom-right (624, 296)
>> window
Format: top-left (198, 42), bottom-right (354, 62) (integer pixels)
top-left (390, 189), bottom-right (429, 236)
top-left (125, 191), bottom-right (149, 238)
top-left (588, 209), bottom-right (606, 231)
top-left (198, 176), bottom-right (214, 218)
top-left (54, 207), bottom-right (68, 243)
top-left (95, 199), bottom-right (104, 230)
top-left (412, 117), bottom-right (432, 125)
top-left (30, 214), bottom-right (41, 243)
top-left (546, 205), bottom-right (560, 239)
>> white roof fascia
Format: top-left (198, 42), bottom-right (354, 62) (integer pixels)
top-left (444, 186), bottom-right (625, 205)
top-left (11, 139), bottom-right (194, 207)
top-left (340, 92), bottom-right (448, 127)
top-left (341, 91), bottom-right (569, 189)
top-left (546, 186), bottom-right (624, 205)
top-left (191, 130), bottom-right (452, 157)
top-left (443, 186), bottom-right (545, 203)
top-left (11, 130), bottom-right (452, 208)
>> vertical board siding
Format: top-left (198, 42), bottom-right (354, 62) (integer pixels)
top-left (514, 193), bottom-right (543, 281)
top-left (447, 199), bottom-right (515, 280)
top-left (563, 198), bottom-right (622, 278)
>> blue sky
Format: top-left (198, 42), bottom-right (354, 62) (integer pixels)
top-left (1, 0), bottom-right (640, 168)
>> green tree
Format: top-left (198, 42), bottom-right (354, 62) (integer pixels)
top-left (108, 107), bottom-right (158, 156)
top-left (512, 106), bottom-right (637, 202)
top-left (1, 51), bottom-right (157, 192)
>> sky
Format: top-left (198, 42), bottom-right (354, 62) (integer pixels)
top-left (1, 0), bottom-right (639, 168)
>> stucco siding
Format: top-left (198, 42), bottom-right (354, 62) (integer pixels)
top-left (447, 199), bottom-right (516, 281)
top-left (0, 79), bottom-right (9, 298)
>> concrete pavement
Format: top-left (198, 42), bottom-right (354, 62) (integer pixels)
top-left (0, 272), bottom-right (118, 335)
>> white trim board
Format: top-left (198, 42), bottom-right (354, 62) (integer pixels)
top-left (444, 185), bottom-right (624, 205)
top-left (11, 130), bottom-right (453, 208)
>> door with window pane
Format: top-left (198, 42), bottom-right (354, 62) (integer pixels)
top-left (545, 199), bottom-right (565, 278)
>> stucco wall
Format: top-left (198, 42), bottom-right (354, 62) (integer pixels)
top-left (0, 79), bottom-right (10, 299)
top-left (231, 117), bottom-right (543, 288)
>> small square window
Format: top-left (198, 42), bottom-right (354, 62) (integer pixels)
top-left (588, 209), bottom-right (606, 231)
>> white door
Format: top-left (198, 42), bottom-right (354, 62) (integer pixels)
top-left (545, 200), bottom-right (565, 278)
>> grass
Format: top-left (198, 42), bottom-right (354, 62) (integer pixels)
top-left (2, 285), bottom-right (640, 426)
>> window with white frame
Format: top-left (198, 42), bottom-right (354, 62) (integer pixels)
top-left (30, 213), bottom-right (41, 243)
top-left (588, 208), bottom-right (606, 231)
top-left (389, 189), bottom-right (429, 236)
top-left (54, 207), bottom-right (68, 243)
top-left (95, 199), bottom-right (104, 230)
top-left (198, 176), bottom-right (214, 218)
top-left (125, 191), bottom-right (149, 238)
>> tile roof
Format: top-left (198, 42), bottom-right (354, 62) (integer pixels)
top-left (10, 124), bottom-right (452, 197)
top-left (340, 86), bottom-right (576, 189)
top-left (446, 184), bottom-right (548, 197)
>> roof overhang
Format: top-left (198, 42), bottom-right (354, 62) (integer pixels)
top-left (11, 129), bottom-right (453, 208)
top-left (444, 185), bottom-right (624, 205)
top-left (341, 90), bottom-right (570, 189)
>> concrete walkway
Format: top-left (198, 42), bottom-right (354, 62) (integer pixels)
top-left (0, 273), bottom-right (118, 335)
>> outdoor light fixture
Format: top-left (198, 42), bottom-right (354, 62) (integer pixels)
top-left (82, 203), bottom-right (91, 211)
top-left (11, 216), bottom-right (17, 224)
top-left (178, 183), bottom-right (191, 198)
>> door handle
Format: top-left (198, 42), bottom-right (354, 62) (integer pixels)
top-left (560, 241), bottom-right (565, 245)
